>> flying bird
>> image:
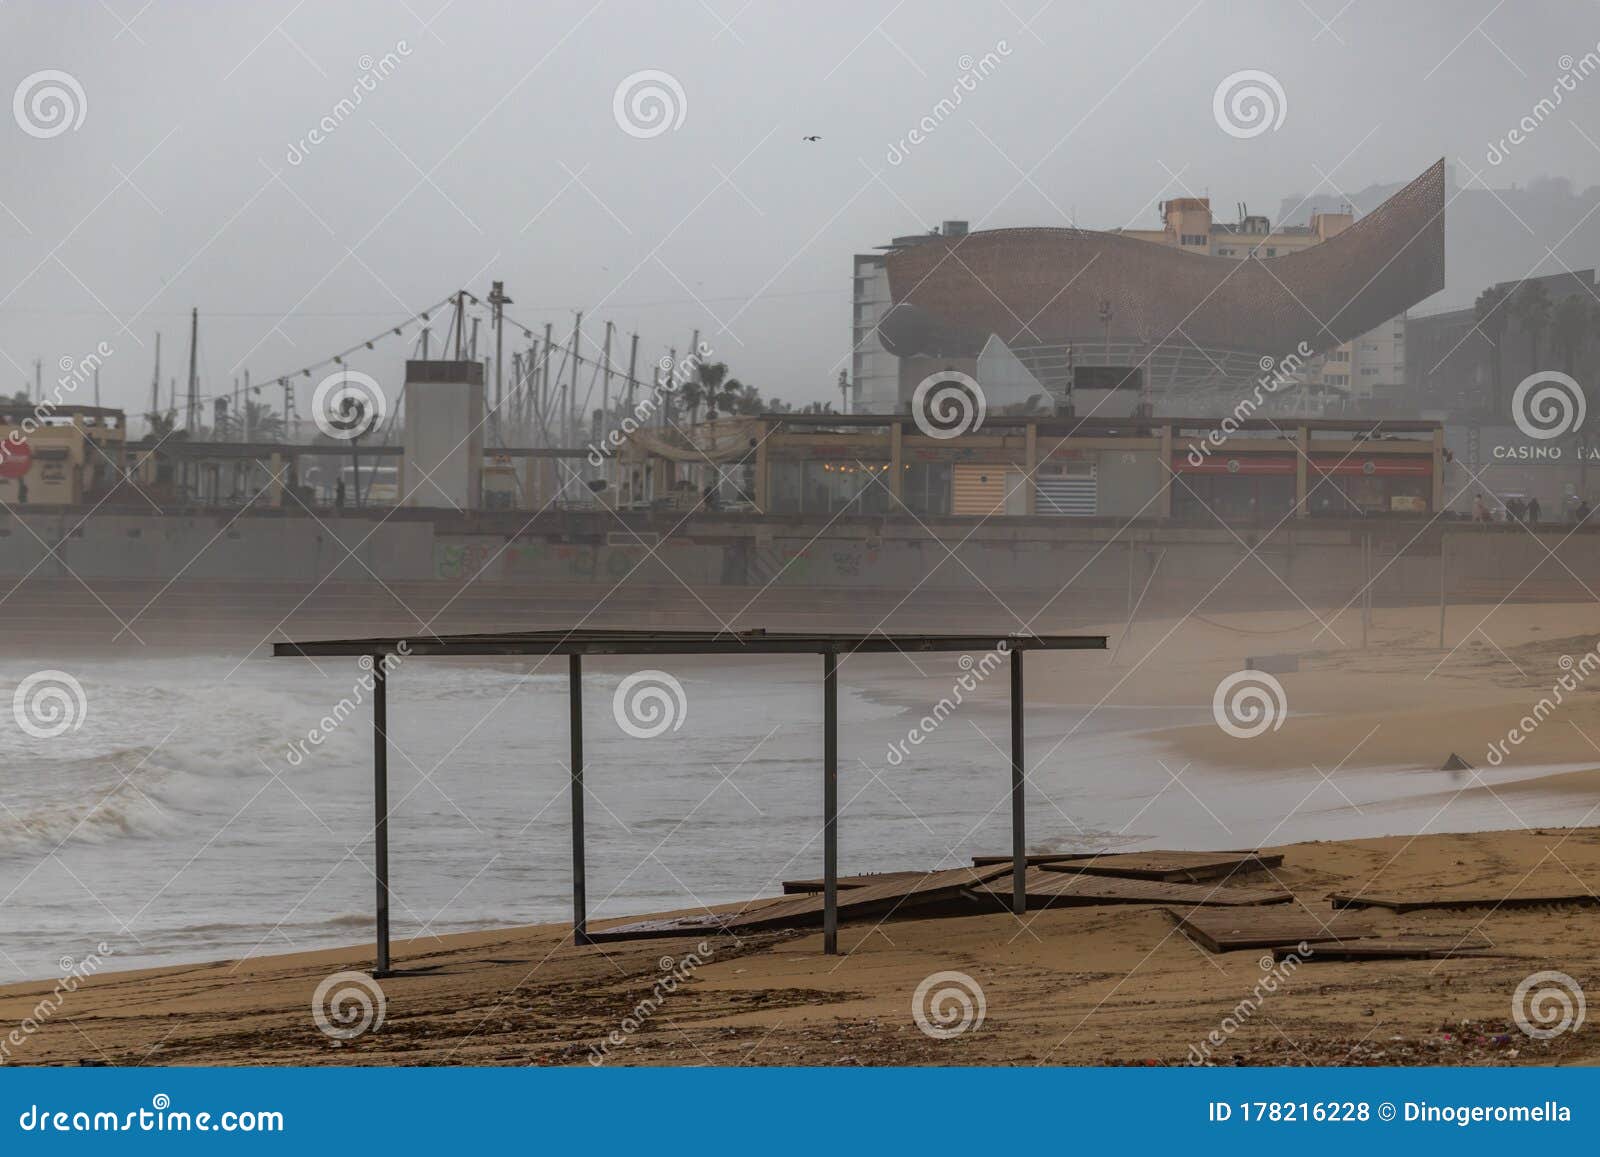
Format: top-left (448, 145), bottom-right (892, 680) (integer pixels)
top-left (802, 134), bottom-right (821, 142)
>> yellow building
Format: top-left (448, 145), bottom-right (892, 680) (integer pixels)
top-left (0, 404), bottom-right (128, 506)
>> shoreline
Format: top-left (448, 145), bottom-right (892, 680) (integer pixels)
top-left (4, 825), bottom-right (1598, 1067)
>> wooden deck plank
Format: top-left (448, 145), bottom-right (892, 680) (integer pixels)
top-left (1040, 850), bottom-right (1285, 883)
top-left (1330, 891), bottom-right (1600, 913)
top-left (967, 868), bottom-right (1293, 909)
top-left (781, 871), bottom-right (928, 894)
top-left (1275, 935), bottom-right (1494, 961)
top-left (1168, 905), bottom-right (1376, 953)
top-left (725, 863), bottom-right (1014, 931)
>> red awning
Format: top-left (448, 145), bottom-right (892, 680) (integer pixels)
top-left (1173, 454), bottom-right (1296, 476)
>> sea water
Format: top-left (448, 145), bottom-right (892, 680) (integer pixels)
top-left (1, 653), bottom-right (1591, 979)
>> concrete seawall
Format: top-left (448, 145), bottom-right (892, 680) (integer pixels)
top-left (3, 510), bottom-right (1595, 647)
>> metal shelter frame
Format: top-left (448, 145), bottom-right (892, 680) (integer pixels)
top-left (273, 628), bottom-right (1107, 971)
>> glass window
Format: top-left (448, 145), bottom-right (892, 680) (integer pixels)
top-left (801, 460), bottom-right (890, 515)
top-left (769, 460), bottom-right (803, 513)
top-left (902, 462), bottom-right (951, 515)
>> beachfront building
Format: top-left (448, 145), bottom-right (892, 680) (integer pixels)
top-left (849, 161), bottom-right (1442, 415)
top-left (0, 403), bottom-right (127, 506)
top-left (622, 412), bottom-right (1448, 522)
top-left (851, 221), bottom-right (970, 414)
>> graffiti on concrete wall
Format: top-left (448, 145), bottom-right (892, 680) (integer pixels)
top-left (435, 539), bottom-right (656, 582)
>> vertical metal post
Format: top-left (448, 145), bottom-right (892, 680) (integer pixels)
top-left (1010, 647), bottom-right (1026, 916)
top-left (1361, 534), bottom-right (1371, 649)
top-left (1438, 533), bottom-right (1447, 650)
top-left (823, 651), bottom-right (838, 955)
top-left (1126, 538), bottom-right (1135, 619)
top-left (570, 653), bottom-right (589, 946)
top-left (372, 655), bottom-right (391, 975)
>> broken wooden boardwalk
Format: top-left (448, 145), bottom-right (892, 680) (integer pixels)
top-left (1040, 850), bottom-right (1284, 883)
top-left (1276, 933), bottom-right (1494, 962)
top-left (1330, 890), bottom-right (1600, 913)
top-left (966, 868), bottom-right (1293, 910)
top-left (782, 871), bottom-right (928, 894)
top-left (1168, 905), bottom-right (1378, 953)
top-left (724, 864), bottom-right (1015, 932)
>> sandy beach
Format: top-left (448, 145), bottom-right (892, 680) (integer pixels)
top-left (1025, 598), bottom-right (1600, 777)
top-left (1, 825), bottom-right (1597, 1067)
top-left (7, 599), bottom-right (1600, 1066)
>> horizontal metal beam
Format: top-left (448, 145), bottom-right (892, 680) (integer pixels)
top-left (274, 632), bottom-right (1107, 659)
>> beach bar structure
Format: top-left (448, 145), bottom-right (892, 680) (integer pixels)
top-left (273, 628), bottom-right (1106, 969)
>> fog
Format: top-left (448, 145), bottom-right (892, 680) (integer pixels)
top-left (6, 0), bottom-right (1600, 415)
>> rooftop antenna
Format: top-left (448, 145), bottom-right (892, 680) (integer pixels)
top-left (488, 280), bottom-right (512, 424)
top-left (185, 306), bottom-right (199, 432)
top-left (149, 332), bottom-right (161, 416)
top-left (600, 320), bottom-right (614, 429)
top-left (569, 312), bottom-right (583, 446)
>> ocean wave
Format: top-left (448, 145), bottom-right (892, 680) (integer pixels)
top-left (0, 779), bottom-right (179, 855)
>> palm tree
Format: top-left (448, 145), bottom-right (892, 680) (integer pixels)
top-left (226, 399), bottom-right (284, 442)
top-left (677, 377), bottom-right (704, 426)
top-left (705, 376), bottom-right (739, 420)
top-left (728, 381), bottom-right (764, 415)
top-left (141, 408), bottom-right (186, 484)
top-left (1512, 279), bottom-right (1552, 379)
top-left (690, 361), bottom-right (730, 422)
top-left (1474, 285), bottom-right (1511, 413)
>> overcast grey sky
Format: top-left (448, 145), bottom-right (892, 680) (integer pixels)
top-left (5, 0), bottom-right (1600, 418)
